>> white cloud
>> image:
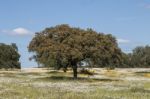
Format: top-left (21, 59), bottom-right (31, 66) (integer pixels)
top-left (117, 39), bottom-right (130, 44)
top-left (1, 27), bottom-right (33, 36)
top-left (12, 28), bottom-right (32, 35)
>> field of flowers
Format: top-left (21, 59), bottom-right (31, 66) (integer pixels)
top-left (0, 68), bottom-right (150, 99)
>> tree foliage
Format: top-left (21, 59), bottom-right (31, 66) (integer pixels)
top-left (28, 24), bottom-right (122, 78)
top-left (0, 43), bottom-right (21, 69)
top-left (122, 46), bottom-right (150, 68)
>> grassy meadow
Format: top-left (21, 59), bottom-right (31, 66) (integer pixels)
top-left (0, 68), bottom-right (150, 99)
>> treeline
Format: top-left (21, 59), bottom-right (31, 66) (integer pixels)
top-left (0, 43), bottom-right (21, 69)
top-left (121, 46), bottom-right (150, 68)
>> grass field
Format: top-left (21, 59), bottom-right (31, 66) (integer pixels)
top-left (0, 68), bottom-right (150, 99)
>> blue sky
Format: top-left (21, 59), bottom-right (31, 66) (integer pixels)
top-left (0, 0), bottom-right (150, 68)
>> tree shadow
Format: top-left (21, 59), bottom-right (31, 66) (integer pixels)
top-left (46, 71), bottom-right (73, 76)
top-left (35, 76), bottom-right (120, 82)
top-left (135, 71), bottom-right (150, 77)
top-left (46, 71), bottom-right (59, 74)
top-left (130, 87), bottom-right (150, 93)
top-left (135, 71), bottom-right (150, 74)
top-left (19, 72), bottom-right (42, 76)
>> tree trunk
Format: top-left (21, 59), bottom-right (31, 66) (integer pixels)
top-left (73, 65), bottom-right (77, 79)
top-left (71, 61), bottom-right (78, 79)
top-left (63, 68), bottom-right (67, 72)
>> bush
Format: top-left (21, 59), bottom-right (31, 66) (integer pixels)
top-left (0, 43), bottom-right (21, 69)
top-left (79, 68), bottom-right (95, 75)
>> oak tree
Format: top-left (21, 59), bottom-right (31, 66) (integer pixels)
top-left (28, 24), bottom-right (122, 79)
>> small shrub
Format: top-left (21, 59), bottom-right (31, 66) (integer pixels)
top-left (79, 68), bottom-right (95, 75)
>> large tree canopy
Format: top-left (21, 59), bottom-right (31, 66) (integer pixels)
top-left (0, 43), bottom-right (21, 69)
top-left (28, 24), bottom-right (122, 79)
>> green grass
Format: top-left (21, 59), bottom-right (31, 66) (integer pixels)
top-left (1, 82), bottom-right (150, 99)
top-left (0, 69), bottom-right (150, 99)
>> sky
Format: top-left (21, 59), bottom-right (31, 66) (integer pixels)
top-left (0, 0), bottom-right (150, 68)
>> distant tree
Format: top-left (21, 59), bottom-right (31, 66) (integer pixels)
top-left (28, 24), bottom-right (122, 79)
top-left (121, 53), bottom-right (132, 68)
top-left (0, 43), bottom-right (21, 69)
top-left (130, 46), bottom-right (150, 67)
top-left (120, 45), bottom-right (150, 68)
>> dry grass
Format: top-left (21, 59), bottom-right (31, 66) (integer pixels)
top-left (0, 68), bottom-right (150, 99)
